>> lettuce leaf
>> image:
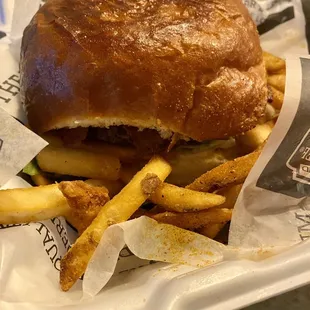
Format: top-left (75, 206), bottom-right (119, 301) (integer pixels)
top-left (23, 160), bottom-right (40, 176)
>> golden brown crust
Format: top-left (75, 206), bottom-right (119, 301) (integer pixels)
top-left (58, 181), bottom-right (109, 234)
top-left (20, 0), bottom-right (267, 141)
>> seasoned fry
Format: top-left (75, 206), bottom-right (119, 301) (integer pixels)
top-left (151, 208), bottom-right (232, 230)
top-left (198, 223), bottom-right (227, 239)
top-left (263, 51), bottom-right (286, 73)
top-left (267, 74), bottom-right (285, 93)
top-left (37, 145), bottom-right (121, 180)
top-left (149, 182), bottom-right (226, 212)
top-left (0, 184), bottom-right (68, 224)
top-left (60, 156), bottom-right (172, 291)
top-left (31, 174), bottom-right (53, 186)
top-left (236, 121), bottom-right (274, 153)
top-left (85, 179), bottom-right (123, 197)
top-left (269, 85), bottom-right (284, 110)
top-left (187, 150), bottom-right (260, 192)
top-left (215, 184), bottom-right (243, 209)
top-left (59, 181), bottom-right (110, 234)
top-left (0, 181), bottom-right (111, 232)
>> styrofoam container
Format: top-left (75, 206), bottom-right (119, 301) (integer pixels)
top-left (1, 1), bottom-right (310, 309)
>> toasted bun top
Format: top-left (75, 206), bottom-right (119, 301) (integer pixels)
top-left (20, 0), bottom-right (267, 141)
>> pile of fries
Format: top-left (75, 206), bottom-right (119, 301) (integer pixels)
top-left (0, 52), bottom-right (285, 291)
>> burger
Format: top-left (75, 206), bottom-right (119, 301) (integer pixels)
top-left (20, 0), bottom-right (268, 186)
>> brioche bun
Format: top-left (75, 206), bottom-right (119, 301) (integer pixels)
top-left (20, 0), bottom-right (267, 141)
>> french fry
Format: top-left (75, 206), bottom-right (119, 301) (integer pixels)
top-left (267, 74), bottom-right (285, 93)
top-left (269, 85), bottom-right (284, 110)
top-left (79, 141), bottom-right (137, 163)
top-left (60, 156), bottom-right (172, 291)
top-left (236, 121), bottom-right (274, 153)
top-left (263, 51), bottom-right (286, 73)
top-left (37, 145), bottom-right (121, 180)
top-left (0, 181), bottom-right (111, 230)
top-left (149, 183), bottom-right (226, 212)
top-left (198, 223), bottom-right (227, 239)
top-left (31, 173), bottom-right (53, 186)
top-left (0, 184), bottom-right (69, 224)
top-left (215, 184), bottom-right (243, 209)
top-left (85, 179), bottom-right (123, 197)
top-left (187, 150), bottom-right (260, 192)
top-left (151, 208), bottom-right (232, 230)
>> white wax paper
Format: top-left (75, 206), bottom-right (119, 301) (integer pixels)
top-left (0, 0), bottom-right (310, 309)
top-left (0, 107), bottom-right (47, 186)
top-left (229, 55), bottom-right (310, 247)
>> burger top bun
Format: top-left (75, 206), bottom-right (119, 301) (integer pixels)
top-left (20, 0), bottom-right (267, 141)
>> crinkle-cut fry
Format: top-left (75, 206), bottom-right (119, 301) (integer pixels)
top-left (187, 150), bottom-right (260, 192)
top-left (151, 208), bottom-right (232, 230)
top-left (60, 156), bottom-right (172, 291)
top-left (269, 85), bottom-right (284, 110)
top-left (267, 74), bottom-right (285, 93)
top-left (215, 184), bottom-right (243, 209)
top-left (198, 223), bottom-right (227, 239)
top-left (0, 184), bottom-right (69, 224)
top-left (85, 179), bottom-right (123, 197)
top-left (31, 173), bottom-right (53, 186)
top-left (263, 51), bottom-right (286, 73)
top-left (149, 183), bottom-right (226, 212)
top-left (59, 181), bottom-right (110, 234)
top-left (236, 121), bottom-right (274, 153)
top-left (37, 145), bottom-right (120, 180)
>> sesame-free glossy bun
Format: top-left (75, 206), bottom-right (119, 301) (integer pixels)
top-left (20, 0), bottom-right (267, 141)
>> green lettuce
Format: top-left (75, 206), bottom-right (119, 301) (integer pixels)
top-left (23, 160), bottom-right (40, 176)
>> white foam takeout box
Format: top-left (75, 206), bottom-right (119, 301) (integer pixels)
top-left (1, 1), bottom-right (310, 309)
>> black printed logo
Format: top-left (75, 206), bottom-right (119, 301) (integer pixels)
top-left (295, 210), bottom-right (310, 241)
top-left (243, 0), bottom-right (294, 34)
top-left (286, 129), bottom-right (310, 185)
top-left (257, 58), bottom-right (310, 199)
top-left (0, 74), bottom-right (20, 104)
